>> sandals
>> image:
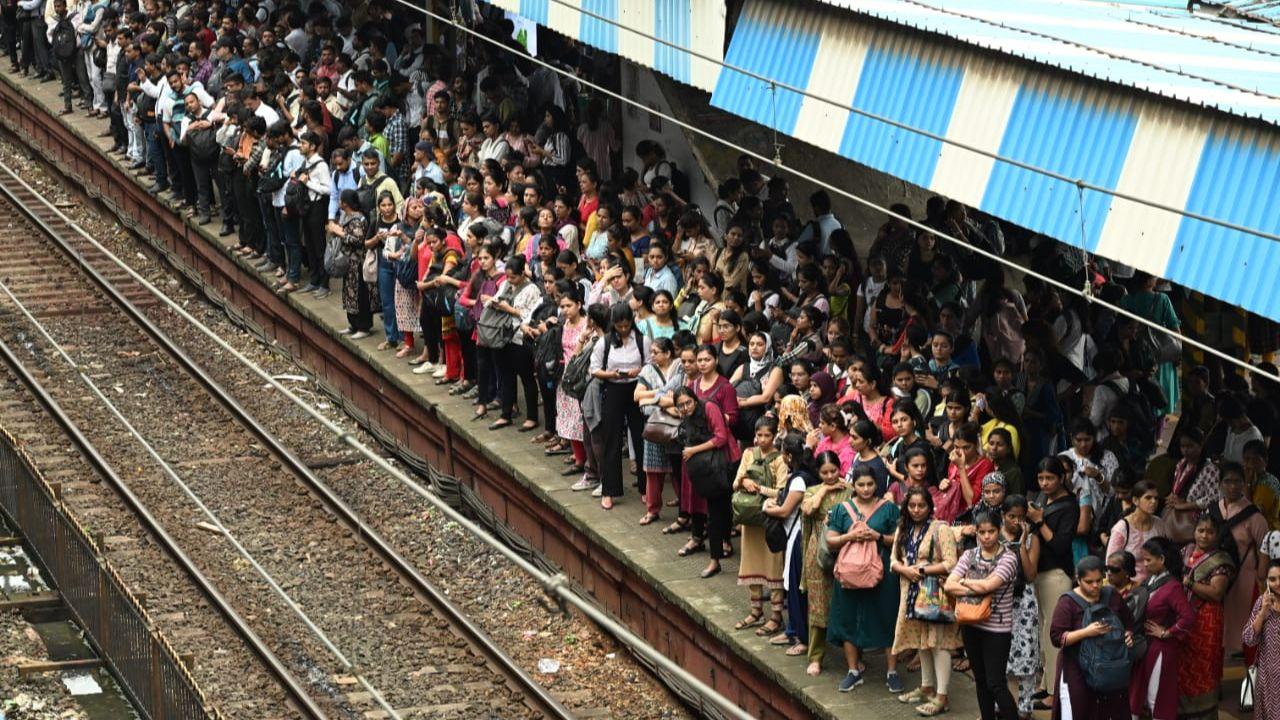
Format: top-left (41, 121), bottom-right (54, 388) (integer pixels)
top-left (784, 643), bottom-right (808, 657)
top-left (755, 619), bottom-right (782, 636)
top-left (488, 420), bottom-right (512, 431)
top-left (898, 688), bottom-right (929, 704)
top-left (915, 700), bottom-right (949, 717)
top-left (517, 421), bottom-right (539, 432)
top-left (545, 444), bottom-right (571, 456)
top-left (661, 519), bottom-right (691, 535)
top-left (951, 657), bottom-right (970, 673)
top-left (531, 431), bottom-right (554, 444)
top-left (676, 540), bottom-right (705, 556)
top-left (734, 611), bottom-right (764, 630)
top-left (638, 513), bottom-right (660, 526)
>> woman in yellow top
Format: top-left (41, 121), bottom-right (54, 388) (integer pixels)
top-left (800, 451), bottom-right (852, 676)
top-left (972, 389), bottom-right (1022, 462)
top-left (732, 417), bottom-right (789, 637)
top-left (1245, 440), bottom-right (1280, 529)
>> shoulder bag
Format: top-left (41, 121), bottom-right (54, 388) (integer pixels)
top-left (476, 284), bottom-right (519, 349)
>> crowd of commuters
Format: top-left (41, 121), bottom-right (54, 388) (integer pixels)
top-left (12, 0), bottom-right (1280, 718)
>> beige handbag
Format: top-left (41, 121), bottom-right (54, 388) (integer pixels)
top-left (361, 248), bottom-right (378, 284)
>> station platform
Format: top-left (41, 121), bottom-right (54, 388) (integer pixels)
top-left (0, 68), bottom-right (1247, 720)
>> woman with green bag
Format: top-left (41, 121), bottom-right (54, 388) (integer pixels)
top-left (731, 417), bottom-right (788, 635)
top-left (889, 487), bottom-right (962, 715)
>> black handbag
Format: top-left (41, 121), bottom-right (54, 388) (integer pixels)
top-left (685, 448), bottom-right (730, 498)
top-left (395, 254), bottom-right (418, 290)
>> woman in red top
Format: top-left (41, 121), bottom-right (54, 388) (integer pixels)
top-left (676, 346), bottom-right (739, 564)
top-left (673, 385), bottom-right (741, 579)
top-left (934, 422), bottom-right (993, 523)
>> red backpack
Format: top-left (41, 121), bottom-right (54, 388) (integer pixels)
top-left (833, 499), bottom-right (888, 590)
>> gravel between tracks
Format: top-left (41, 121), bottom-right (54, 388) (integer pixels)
top-left (0, 139), bottom-right (692, 720)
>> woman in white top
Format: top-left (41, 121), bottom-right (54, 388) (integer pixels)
top-left (762, 431), bottom-right (819, 653)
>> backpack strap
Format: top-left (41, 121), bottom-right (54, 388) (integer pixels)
top-left (1064, 590), bottom-right (1089, 612)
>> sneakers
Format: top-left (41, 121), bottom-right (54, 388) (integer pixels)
top-left (838, 671), bottom-right (864, 693)
top-left (411, 362), bottom-right (434, 375)
top-left (313, 288), bottom-right (331, 299)
top-left (570, 477), bottom-right (597, 492)
top-left (886, 671), bottom-right (904, 694)
top-left (432, 366), bottom-right (447, 379)
top-left (350, 330), bottom-right (371, 340)
top-left (590, 485), bottom-right (603, 498)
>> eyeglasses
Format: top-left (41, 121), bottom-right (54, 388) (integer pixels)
top-left (1105, 566), bottom-right (1123, 573)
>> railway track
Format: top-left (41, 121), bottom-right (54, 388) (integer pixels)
top-left (0, 164), bottom-right (576, 719)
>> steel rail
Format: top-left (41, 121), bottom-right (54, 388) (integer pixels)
top-left (0, 166), bottom-right (575, 720)
top-left (0, 338), bottom-right (328, 720)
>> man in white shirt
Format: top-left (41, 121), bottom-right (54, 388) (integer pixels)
top-left (796, 189), bottom-right (842, 257)
top-left (294, 131), bottom-right (334, 297)
top-left (267, 122), bottom-right (305, 293)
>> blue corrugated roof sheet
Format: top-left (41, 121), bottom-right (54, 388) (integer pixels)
top-left (1202, 0), bottom-right (1280, 25)
top-left (813, 0), bottom-right (1280, 124)
top-left (712, 0), bottom-right (1280, 321)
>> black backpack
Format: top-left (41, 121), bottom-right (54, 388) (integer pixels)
top-left (51, 17), bottom-right (76, 60)
top-left (534, 323), bottom-right (564, 380)
top-left (1126, 573), bottom-right (1173, 662)
top-left (357, 174), bottom-right (389, 215)
top-left (283, 160), bottom-right (320, 216)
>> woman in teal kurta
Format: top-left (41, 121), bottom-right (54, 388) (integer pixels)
top-left (826, 467), bottom-right (902, 691)
top-left (1118, 272), bottom-right (1181, 415)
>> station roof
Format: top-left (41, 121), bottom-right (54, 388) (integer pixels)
top-left (482, 0), bottom-right (725, 92)
top-left (810, 0), bottom-right (1280, 124)
top-left (711, 0), bottom-right (1280, 320)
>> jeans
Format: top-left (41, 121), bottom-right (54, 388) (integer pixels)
top-left (277, 209), bottom-right (302, 284)
top-left (19, 16), bottom-right (48, 75)
top-left (300, 200), bottom-right (328, 287)
top-left (258, 196), bottom-right (282, 266)
top-left (124, 105), bottom-right (143, 163)
top-left (190, 155), bottom-right (215, 216)
top-left (57, 55), bottom-right (74, 111)
top-left (376, 259), bottom-right (400, 344)
top-left (145, 122), bottom-right (167, 188)
top-left (960, 626), bottom-right (1018, 720)
top-left (231, 171), bottom-right (263, 251)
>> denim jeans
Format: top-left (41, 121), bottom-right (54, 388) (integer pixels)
top-left (144, 122), bottom-right (167, 188)
top-left (277, 209), bottom-right (302, 284)
top-left (376, 258), bottom-right (400, 344)
top-left (258, 196), bottom-right (282, 266)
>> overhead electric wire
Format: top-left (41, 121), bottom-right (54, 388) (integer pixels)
top-left (522, 0), bottom-right (1280, 246)
top-left (404, 0), bottom-right (1280, 389)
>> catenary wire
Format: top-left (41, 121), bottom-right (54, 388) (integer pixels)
top-left (514, 0), bottom-right (1280, 246)
top-left (0, 162), bottom-right (760, 720)
top-left (401, 0), bottom-right (1280, 388)
top-left (0, 279), bottom-right (404, 720)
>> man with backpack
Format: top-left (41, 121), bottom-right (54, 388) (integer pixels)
top-left (47, 0), bottom-right (76, 114)
top-left (355, 148), bottom-right (402, 215)
top-left (265, 122), bottom-right (304, 294)
top-left (291, 131), bottom-right (333, 298)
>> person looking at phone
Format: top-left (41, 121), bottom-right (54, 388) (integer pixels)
top-left (1243, 559), bottom-right (1280, 717)
top-left (1048, 555), bottom-right (1134, 719)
